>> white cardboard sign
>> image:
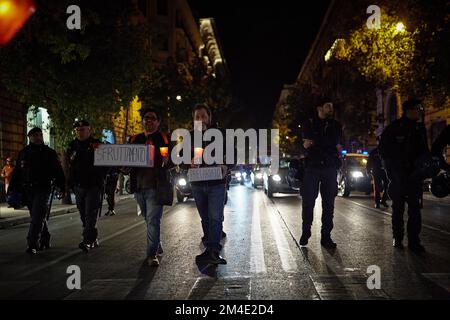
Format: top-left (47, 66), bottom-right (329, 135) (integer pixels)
top-left (94, 144), bottom-right (154, 167)
top-left (187, 166), bottom-right (223, 182)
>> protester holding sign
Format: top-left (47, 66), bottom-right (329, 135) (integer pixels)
top-left (128, 107), bottom-right (171, 267)
top-left (188, 104), bottom-right (230, 266)
top-left (67, 120), bottom-right (107, 253)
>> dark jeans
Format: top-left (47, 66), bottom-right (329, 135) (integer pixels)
top-left (74, 186), bottom-right (102, 243)
top-left (387, 171), bottom-right (422, 244)
top-left (301, 167), bottom-right (338, 239)
top-left (191, 183), bottom-right (226, 252)
top-left (134, 188), bottom-right (163, 257)
top-left (105, 179), bottom-right (118, 211)
top-left (372, 170), bottom-right (389, 205)
top-left (26, 190), bottom-right (50, 248)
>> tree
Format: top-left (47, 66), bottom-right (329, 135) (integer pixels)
top-left (0, 0), bottom-right (153, 148)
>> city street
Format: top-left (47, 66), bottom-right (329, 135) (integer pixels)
top-left (0, 183), bottom-right (449, 300)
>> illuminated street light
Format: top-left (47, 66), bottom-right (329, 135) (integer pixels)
top-left (395, 22), bottom-right (405, 33)
top-left (176, 95), bottom-right (182, 102)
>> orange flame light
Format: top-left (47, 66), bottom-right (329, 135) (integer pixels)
top-left (0, 0), bottom-right (36, 46)
top-left (159, 147), bottom-right (169, 158)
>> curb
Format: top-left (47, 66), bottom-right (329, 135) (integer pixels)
top-left (0, 195), bottom-right (134, 230)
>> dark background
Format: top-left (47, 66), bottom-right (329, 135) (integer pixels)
top-left (189, 0), bottom-right (331, 128)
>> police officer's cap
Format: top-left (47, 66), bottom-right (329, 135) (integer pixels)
top-left (73, 119), bottom-right (90, 128)
top-left (402, 98), bottom-right (423, 112)
top-left (27, 127), bottom-right (42, 137)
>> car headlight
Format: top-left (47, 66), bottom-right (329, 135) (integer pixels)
top-left (272, 174), bottom-right (281, 182)
top-left (256, 173), bottom-right (263, 179)
top-left (351, 171), bottom-right (364, 178)
top-left (178, 178), bottom-right (187, 186)
top-left (235, 172), bottom-right (241, 178)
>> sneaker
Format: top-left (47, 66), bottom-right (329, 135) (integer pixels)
top-left (196, 250), bottom-right (226, 265)
top-left (26, 247), bottom-right (37, 255)
top-left (90, 239), bottom-right (100, 249)
top-left (147, 255), bottom-right (159, 267)
top-left (78, 242), bottom-right (90, 253)
top-left (320, 238), bottom-right (337, 249)
top-left (109, 210), bottom-right (116, 216)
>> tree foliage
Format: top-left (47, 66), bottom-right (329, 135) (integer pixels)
top-left (0, 0), bottom-right (153, 148)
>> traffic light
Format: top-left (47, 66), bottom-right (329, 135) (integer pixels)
top-left (0, 0), bottom-right (36, 46)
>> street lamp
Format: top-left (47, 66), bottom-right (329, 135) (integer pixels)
top-left (395, 22), bottom-right (405, 33)
top-left (176, 95), bottom-right (182, 102)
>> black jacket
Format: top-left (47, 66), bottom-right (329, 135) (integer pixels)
top-left (128, 131), bottom-right (171, 193)
top-left (67, 137), bottom-right (107, 188)
top-left (301, 117), bottom-right (343, 169)
top-left (9, 143), bottom-right (65, 194)
top-left (379, 117), bottom-right (429, 174)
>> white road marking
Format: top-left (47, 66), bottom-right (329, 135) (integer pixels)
top-left (261, 194), bottom-right (298, 272)
top-left (249, 195), bottom-right (267, 274)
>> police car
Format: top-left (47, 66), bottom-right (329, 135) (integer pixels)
top-left (337, 151), bottom-right (372, 197)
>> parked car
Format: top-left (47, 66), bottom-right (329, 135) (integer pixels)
top-left (337, 153), bottom-right (372, 197)
top-left (263, 158), bottom-right (301, 198)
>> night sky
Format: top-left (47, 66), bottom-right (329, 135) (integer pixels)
top-left (188, 0), bottom-right (331, 128)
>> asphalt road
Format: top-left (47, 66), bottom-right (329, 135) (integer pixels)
top-left (0, 183), bottom-right (449, 300)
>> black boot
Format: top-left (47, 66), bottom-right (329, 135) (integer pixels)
top-left (320, 237), bottom-right (337, 249)
top-left (299, 229), bottom-right (311, 246)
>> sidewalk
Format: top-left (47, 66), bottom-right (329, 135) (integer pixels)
top-left (0, 194), bottom-right (134, 229)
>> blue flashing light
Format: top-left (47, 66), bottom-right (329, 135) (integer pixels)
top-left (363, 151), bottom-right (369, 155)
top-left (341, 150), bottom-right (347, 155)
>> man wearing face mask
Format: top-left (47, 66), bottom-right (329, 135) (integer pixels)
top-left (187, 104), bottom-right (230, 265)
top-left (379, 99), bottom-right (429, 252)
top-left (67, 120), bottom-right (107, 252)
top-left (300, 99), bottom-right (343, 248)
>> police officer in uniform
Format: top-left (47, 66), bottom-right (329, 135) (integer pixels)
top-left (366, 142), bottom-right (389, 209)
top-left (8, 127), bottom-right (66, 254)
top-left (300, 99), bottom-right (343, 248)
top-left (379, 99), bottom-right (429, 252)
top-left (67, 120), bottom-right (107, 252)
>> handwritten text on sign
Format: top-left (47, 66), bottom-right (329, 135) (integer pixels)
top-left (94, 144), bottom-right (154, 167)
top-left (187, 166), bottom-right (223, 182)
